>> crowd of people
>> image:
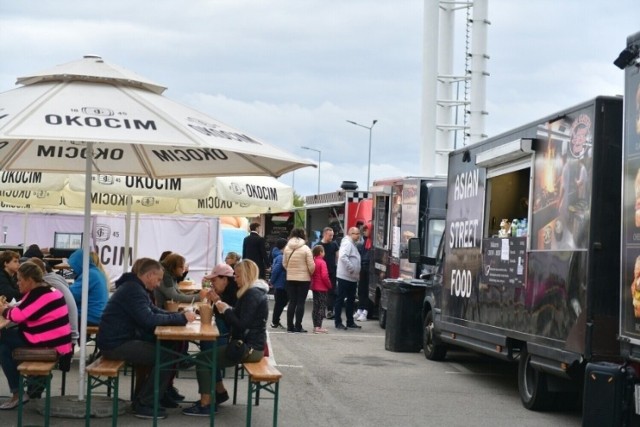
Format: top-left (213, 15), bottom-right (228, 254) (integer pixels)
top-left (260, 221), bottom-right (371, 334)
top-left (0, 220), bottom-right (370, 418)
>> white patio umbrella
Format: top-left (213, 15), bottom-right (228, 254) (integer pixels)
top-left (0, 55), bottom-right (312, 398)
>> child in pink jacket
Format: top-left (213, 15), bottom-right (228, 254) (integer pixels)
top-left (310, 245), bottom-right (332, 333)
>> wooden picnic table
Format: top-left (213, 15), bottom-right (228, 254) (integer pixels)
top-left (153, 321), bottom-right (219, 427)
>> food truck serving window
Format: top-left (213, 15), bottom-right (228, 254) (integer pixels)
top-left (484, 157), bottom-right (532, 239)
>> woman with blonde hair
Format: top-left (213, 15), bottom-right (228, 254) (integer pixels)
top-left (90, 252), bottom-right (111, 292)
top-left (183, 259), bottom-right (268, 417)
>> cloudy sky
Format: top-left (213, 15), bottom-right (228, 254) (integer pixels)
top-left (0, 1), bottom-right (637, 197)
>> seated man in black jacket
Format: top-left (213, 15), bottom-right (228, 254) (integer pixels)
top-left (97, 258), bottom-right (196, 420)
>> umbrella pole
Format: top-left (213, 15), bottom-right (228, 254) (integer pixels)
top-left (133, 212), bottom-right (140, 260)
top-left (22, 212), bottom-right (28, 248)
top-left (78, 141), bottom-right (93, 400)
top-left (123, 196), bottom-right (132, 273)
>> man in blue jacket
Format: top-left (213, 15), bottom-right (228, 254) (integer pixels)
top-left (97, 258), bottom-right (196, 419)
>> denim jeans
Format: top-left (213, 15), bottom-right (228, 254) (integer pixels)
top-left (0, 327), bottom-right (28, 393)
top-left (334, 278), bottom-right (357, 327)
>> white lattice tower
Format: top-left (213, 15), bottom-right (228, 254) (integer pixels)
top-left (421, 0), bottom-right (489, 178)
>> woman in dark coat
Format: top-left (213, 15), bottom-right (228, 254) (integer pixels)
top-left (183, 259), bottom-right (268, 417)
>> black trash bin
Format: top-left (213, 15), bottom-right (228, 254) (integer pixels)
top-left (383, 279), bottom-right (427, 352)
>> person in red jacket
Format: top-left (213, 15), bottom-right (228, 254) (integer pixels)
top-left (310, 245), bottom-right (332, 334)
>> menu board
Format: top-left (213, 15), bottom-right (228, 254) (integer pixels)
top-left (481, 237), bottom-right (527, 288)
top-left (374, 195), bottom-right (389, 249)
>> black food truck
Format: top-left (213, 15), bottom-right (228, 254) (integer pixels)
top-left (368, 176), bottom-right (446, 327)
top-left (415, 96), bottom-right (623, 411)
top-left (609, 30), bottom-right (640, 425)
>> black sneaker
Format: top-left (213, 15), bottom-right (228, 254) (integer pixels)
top-left (182, 402), bottom-right (217, 417)
top-left (167, 386), bottom-right (185, 402)
top-left (346, 323), bottom-right (362, 329)
top-left (335, 324), bottom-right (347, 330)
top-left (216, 390), bottom-right (229, 405)
top-left (326, 311), bottom-right (335, 319)
top-left (160, 395), bottom-right (180, 409)
top-left (270, 322), bottom-right (286, 329)
top-left (133, 403), bottom-right (167, 419)
top-left (295, 328), bottom-right (308, 333)
top-left (287, 327), bottom-right (296, 333)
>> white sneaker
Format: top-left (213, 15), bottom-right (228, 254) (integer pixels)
top-left (357, 310), bottom-right (368, 321)
top-left (353, 309), bottom-right (362, 319)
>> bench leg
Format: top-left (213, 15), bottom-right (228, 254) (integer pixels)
top-left (129, 364), bottom-right (136, 402)
top-left (273, 381), bottom-right (279, 427)
top-left (19, 374), bottom-right (51, 427)
top-left (44, 375), bottom-right (51, 427)
top-left (86, 373), bottom-right (120, 427)
top-left (111, 376), bottom-right (120, 427)
top-left (17, 375), bottom-right (24, 427)
top-left (233, 364), bottom-right (242, 405)
top-left (245, 380), bottom-right (280, 427)
top-left (246, 378), bottom-right (254, 427)
top-left (85, 375), bottom-right (93, 427)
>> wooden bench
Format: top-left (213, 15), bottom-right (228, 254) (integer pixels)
top-left (17, 361), bottom-right (57, 427)
top-left (85, 357), bottom-right (126, 427)
top-left (234, 358), bottom-right (283, 427)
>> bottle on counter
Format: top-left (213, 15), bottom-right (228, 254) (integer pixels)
top-left (520, 218), bottom-right (528, 237)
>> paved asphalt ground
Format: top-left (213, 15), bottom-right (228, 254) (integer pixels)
top-left (1, 299), bottom-right (582, 426)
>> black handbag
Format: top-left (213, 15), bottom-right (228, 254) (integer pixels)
top-left (225, 339), bottom-right (249, 365)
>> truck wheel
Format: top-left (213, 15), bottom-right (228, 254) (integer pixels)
top-left (423, 310), bottom-right (446, 360)
top-left (518, 346), bottom-right (553, 411)
top-left (378, 307), bottom-right (386, 329)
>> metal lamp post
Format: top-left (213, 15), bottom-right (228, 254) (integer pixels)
top-left (301, 146), bottom-right (321, 194)
top-left (346, 119), bottom-right (378, 189)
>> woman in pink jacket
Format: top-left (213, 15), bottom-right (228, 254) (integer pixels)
top-left (310, 245), bottom-right (332, 334)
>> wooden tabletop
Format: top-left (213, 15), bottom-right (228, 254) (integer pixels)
top-left (54, 263), bottom-right (71, 270)
top-left (155, 321), bottom-right (219, 341)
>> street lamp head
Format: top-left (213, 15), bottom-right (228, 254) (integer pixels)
top-left (372, 119), bottom-right (378, 126)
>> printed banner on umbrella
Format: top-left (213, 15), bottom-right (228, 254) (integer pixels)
top-left (68, 174), bottom-right (215, 198)
top-left (214, 176), bottom-right (294, 209)
top-left (0, 171), bottom-right (67, 191)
